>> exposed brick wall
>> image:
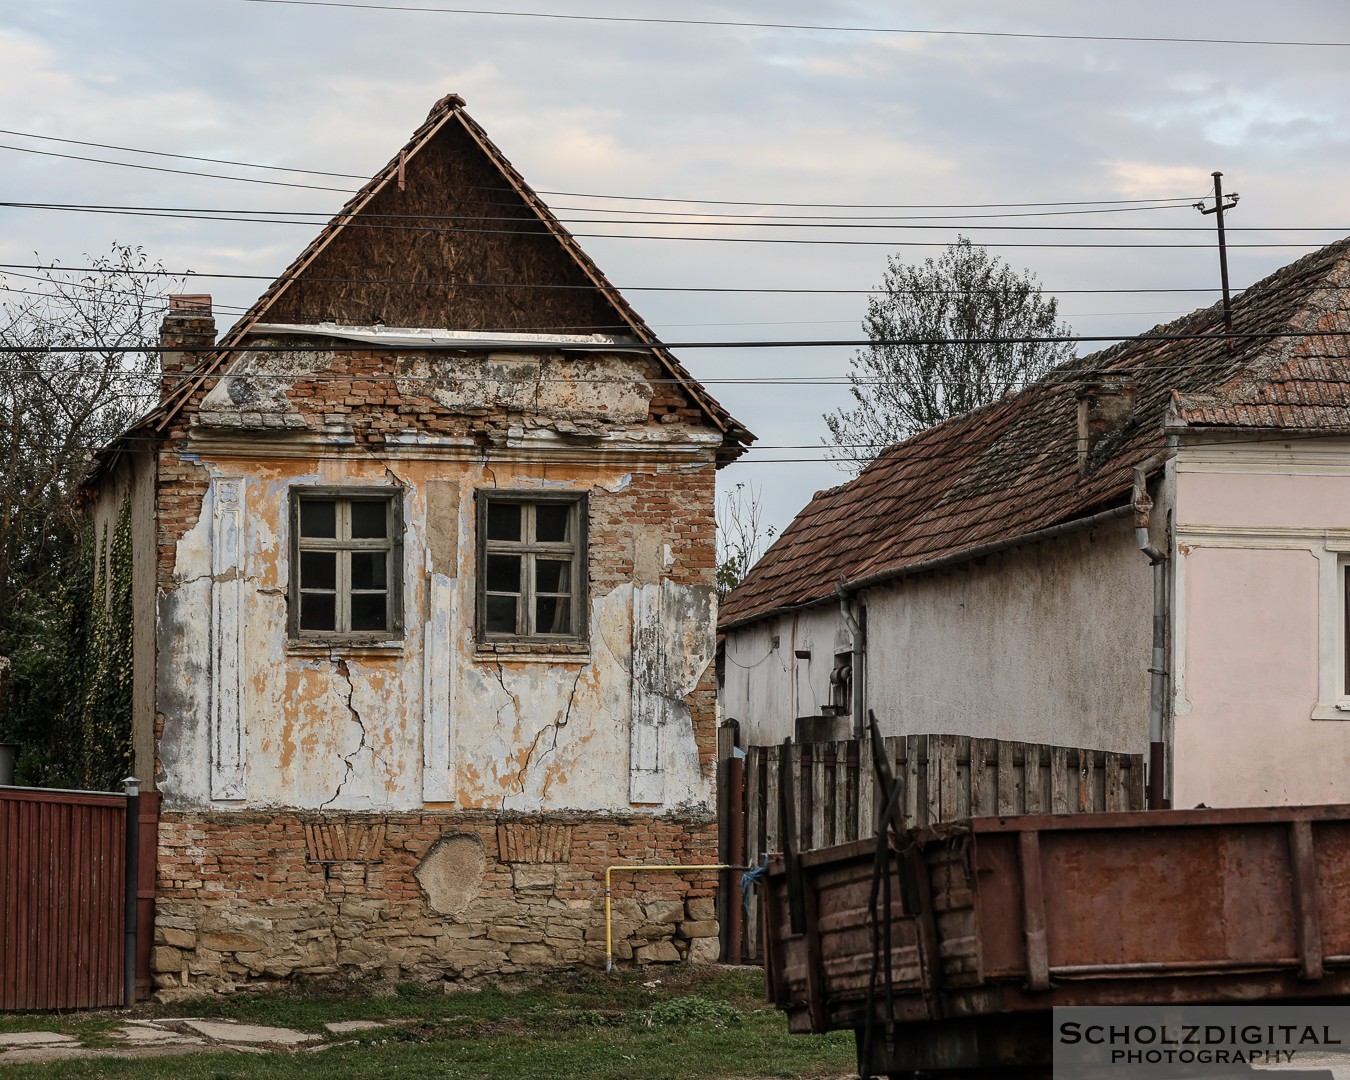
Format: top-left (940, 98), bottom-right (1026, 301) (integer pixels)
top-left (144, 337), bottom-right (727, 988)
top-left (152, 810), bottom-right (719, 994)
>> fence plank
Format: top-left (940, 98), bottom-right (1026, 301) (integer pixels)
top-left (996, 742), bottom-right (1017, 815)
top-left (1105, 753), bottom-right (1125, 812)
top-left (790, 742), bottom-right (805, 854)
top-left (1023, 743), bottom-right (1044, 815)
top-left (1050, 746), bottom-right (1070, 814)
top-left (812, 746), bottom-right (828, 849)
top-left (1128, 754), bottom-right (1146, 811)
top-left (937, 735), bottom-right (959, 822)
top-left (833, 745), bottom-right (851, 845)
top-left (858, 736), bottom-right (875, 839)
top-left (977, 737), bottom-right (990, 817)
top-left (767, 743), bottom-right (782, 855)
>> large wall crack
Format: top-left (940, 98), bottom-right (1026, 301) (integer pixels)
top-left (505, 666), bottom-right (584, 810)
top-left (322, 656), bottom-right (368, 809)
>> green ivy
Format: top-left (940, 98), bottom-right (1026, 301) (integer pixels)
top-left (1, 491), bottom-right (133, 790)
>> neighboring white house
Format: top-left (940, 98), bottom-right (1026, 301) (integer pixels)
top-left (719, 236), bottom-right (1350, 811)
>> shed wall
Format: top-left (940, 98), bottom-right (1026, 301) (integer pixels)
top-left (866, 518), bottom-right (1151, 752)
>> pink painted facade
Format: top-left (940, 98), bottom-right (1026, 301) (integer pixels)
top-left (1171, 438), bottom-right (1350, 808)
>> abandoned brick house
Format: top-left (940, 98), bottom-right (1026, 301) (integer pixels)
top-left (84, 93), bottom-right (753, 992)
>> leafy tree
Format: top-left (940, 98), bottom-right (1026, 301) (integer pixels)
top-left (824, 236), bottom-right (1076, 471)
top-left (0, 243), bottom-right (176, 785)
top-left (716, 482), bottom-right (775, 599)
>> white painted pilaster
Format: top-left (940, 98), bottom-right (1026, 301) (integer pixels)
top-left (629, 583), bottom-right (668, 803)
top-left (210, 477), bottom-right (245, 800)
top-left (422, 571), bottom-right (457, 801)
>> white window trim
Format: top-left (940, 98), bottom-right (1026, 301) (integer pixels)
top-left (1312, 544), bottom-right (1350, 720)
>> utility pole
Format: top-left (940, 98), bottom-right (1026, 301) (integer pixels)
top-left (1195, 172), bottom-right (1240, 349)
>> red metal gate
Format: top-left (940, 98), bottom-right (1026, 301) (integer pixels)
top-left (1, 786), bottom-right (157, 1010)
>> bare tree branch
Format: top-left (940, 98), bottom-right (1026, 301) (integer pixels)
top-left (823, 236), bottom-right (1076, 473)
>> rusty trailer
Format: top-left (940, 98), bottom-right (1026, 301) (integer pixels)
top-left (762, 803), bottom-right (1350, 1077)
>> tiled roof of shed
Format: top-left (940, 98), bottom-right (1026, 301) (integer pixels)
top-left (718, 235), bottom-right (1350, 630)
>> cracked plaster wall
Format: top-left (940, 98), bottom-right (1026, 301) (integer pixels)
top-left (156, 451), bottom-right (718, 814)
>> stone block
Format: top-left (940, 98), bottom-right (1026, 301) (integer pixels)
top-left (201, 931), bottom-right (266, 953)
top-left (687, 937), bottom-right (720, 964)
top-left (678, 919), bottom-right (718, 940)
top-left (685, 897), bottom-right (716, 921)
top-left (151, 946), bottom-right (181, 973)
top-left (643, 900), bottom-right (683, 925)
top-left (487, 925), bottom-right (543, 944)
top-left (512, 864), bottom-right (558, 892)
top-left (508, 943), bottom-right (554, 966)
top-left (158, 927), bottom-right (196, 949)
top-left (635, 941), bottom-right (680, 963)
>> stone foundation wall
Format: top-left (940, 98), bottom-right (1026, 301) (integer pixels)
top-left (152, 810), bottom-right (719, 995)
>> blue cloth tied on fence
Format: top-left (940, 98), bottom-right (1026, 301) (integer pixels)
top-left (740, 852), bottom-right (771, 916)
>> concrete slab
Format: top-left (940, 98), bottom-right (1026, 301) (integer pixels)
top-left (179, 1019), bottom-right (320, 1046)
top-left (113, 1025), bottom-right (202, 1045)
top-left (0, 1032), bottom-right (77, 1047)
top-left (324, 1020), bottom-right (386, 1034)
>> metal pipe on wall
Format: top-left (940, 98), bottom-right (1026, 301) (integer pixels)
top-left (836, 585), bottom-right (866, 741)
top-left (1133, 466), bottom-right (1169, 810)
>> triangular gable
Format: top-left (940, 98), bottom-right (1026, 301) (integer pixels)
top-left (153, 94), bottom-right (751, 457)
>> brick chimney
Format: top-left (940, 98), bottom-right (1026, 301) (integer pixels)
top-left (1076, 374), bottom-right (1137, 474)
top-left (159, 294), bottom-right (215, 400)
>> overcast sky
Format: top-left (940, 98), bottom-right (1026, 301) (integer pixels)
top-left (4, 1), bottom-right (1350, 535)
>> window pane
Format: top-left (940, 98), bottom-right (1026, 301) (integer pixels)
top-left (351, 551), bottom-right (387, 591)
top-left (486, 594), bottom-right (517, 634)
top-left (350, 500), bottom-right (388, 539)
top-left (300, 592), bottom-right (336, 631)
top-left (300, 500), bottom-right (336, 538)
top-left (535, 558), bottom-right (571, 594)
top-left (300, 551), bottom-right (336, 591)
top-left (535, 503), bottom-right (571, 543)
top-left (487, 554), bottom-right (521, 593)
top-left (536, 596), bottom-right (570, 635)
top-left (487, 501), bottom-right (522, 542)
top-left (350, 593), bottom-right (388, 632)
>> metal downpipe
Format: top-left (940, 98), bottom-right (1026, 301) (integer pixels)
top-left (837, 584), bottom-right (865, 741)
top-left (1133, 466), bottom-right (1169, 810)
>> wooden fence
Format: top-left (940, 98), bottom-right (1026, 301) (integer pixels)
top-left (1, 786), bottom-right (159, 1010)
top-left (733, 734), bottom-right (1144, 961)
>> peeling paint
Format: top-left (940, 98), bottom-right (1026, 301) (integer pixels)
top-left (156, 449), bottom-right (716, 814)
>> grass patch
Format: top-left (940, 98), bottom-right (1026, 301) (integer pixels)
top-left (0, 967), bottom-right (854, 1080)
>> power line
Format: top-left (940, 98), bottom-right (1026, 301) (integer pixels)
top-left (12, 199), bottom-right (1255, 230)
top-left (0, 128), bottom-right (1205, 209)
top-left (0, 261), bottom-right (1236, 294)
top-left (228, 0), bottom-right (1350, 49)
top-left (16, 198), bottom-right (1347, 235)
top-left (0, 143), bottom-right (355, 193)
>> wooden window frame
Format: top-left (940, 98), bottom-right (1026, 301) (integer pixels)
top-left (476, 491), bottom-right (587, 644)
top-left (289, 488), bottom-right (404, 643)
